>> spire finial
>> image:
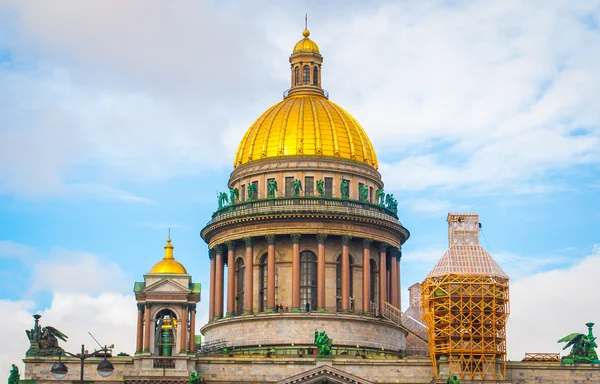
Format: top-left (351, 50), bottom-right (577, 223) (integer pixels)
top-left (164, 230), bottom-right (174, 259)
top-left (303, 14), bottom-right (310, 38)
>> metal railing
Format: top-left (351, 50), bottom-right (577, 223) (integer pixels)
top-left (522, 353), bottom-right (560, 362)
top-left (381, 301), bottom-right (429, 343)
top-left (152, 358), bottom-right (175, 369)
top-left (208, 197), bottom-right (400, 226)
top-left (197, 338), bottom-right (227, 354)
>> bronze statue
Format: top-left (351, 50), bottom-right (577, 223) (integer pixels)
top-left (188, 370), bottom-right (202, 384)
top-left (314, 329), bottom-right (333, 357)
top-left (267, 179), bottom-right (278, 198)
top-left (446, 373), bottom-right (460, 384)
top-left (375, 188), bottom-right (385, 206)
top-left (217, 192), bottom-right (229, 209)
top-left (247, 183), bottom-right (258, 200)
top-left (26, 314), bottom-right (68, 356)
top-left (385, 193), bottom-right (398, 214)
top-left (229, 187), bottom-right (239, 204)
top-left (316, 179), bottom-right (325, 197)
top-left (8, 364), bottom-right (19, 384)
top-left (293, 179), bottom-right (302, 196)
top-left (359, 184), bottom-right (369, 202)
top-left (558, 322), bottom-right (600, 364)
top-left (340, 178), bottom-right (349, 199)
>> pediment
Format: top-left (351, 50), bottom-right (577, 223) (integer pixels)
top-left (278, 365), bottom-right (372, 384)
top-left (143, 278), bottom-right (189, 294)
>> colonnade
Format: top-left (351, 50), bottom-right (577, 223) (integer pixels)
top-left (208, 234), bottom-right (402, 321)
top-left (135, 303), bottom-right (197, 354)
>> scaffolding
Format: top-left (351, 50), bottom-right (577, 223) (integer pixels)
top-left (422, 213), bottom-right (510, 381)
top-left (403, 283), bottom-right (429, 355)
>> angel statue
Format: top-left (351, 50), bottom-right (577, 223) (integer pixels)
top-left (557, 322), bottom-right (600, 364)
top-left (267, 179), bottom-right (278, 198)
top-left (340, 178), bottom-right (349, 199)
top-left (314, 329), bottom-right (333, 357)
top-left (229, 187), bottom-right (239, 205)
top-left (247, 183), bottom-right (258, 200)
top-left (359, 184), bottom-right (369, 202)
top-left (26, 314), bottom-right (68, 356)
top-left (293, 179), bottom-right (302, 197)
top-left (316, 179), bottom-right (325, 197)
top-left (375, 188), bottom-right (385, 206)
top-left (188, 370), bottom-right (203, 384)
top-left (8, 364), bottom-right (20, 384)
top-left (217, 192), bottom-right (229, 210)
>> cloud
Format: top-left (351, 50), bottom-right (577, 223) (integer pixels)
top-left (67, 184), bottom-right (155, 204)
top-left (0, 240), bottom-right (37, 260)
top-left (507, 245), bottom-right (600, 361)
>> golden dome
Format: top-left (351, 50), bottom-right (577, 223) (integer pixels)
top-left (149, 238), bottom-right (188, 274)
top-left (234, 93), bottom-right (378, 168)
top-left (293, 29), bottom-right (320, 54)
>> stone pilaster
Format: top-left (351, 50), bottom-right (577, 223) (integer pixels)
top-left (243, 237), bottom-right (254, 315)
top-left (362, 239), bottom-right (373, 316)
top-left (265, 235), bottom-right (277, 312)
top-left (316, 234), bottom-right (327, 312)
top-left (291, 234), bottom-right (302, 312)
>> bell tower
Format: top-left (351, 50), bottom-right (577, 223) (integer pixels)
top-left (287, 19), bottom-right (325, 98)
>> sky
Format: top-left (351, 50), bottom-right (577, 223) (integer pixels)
top-left (1, 0), bottom-right (599, 379)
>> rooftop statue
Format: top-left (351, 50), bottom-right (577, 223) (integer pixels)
top-left (340, 178), bottom-right (349, 199)
top-left (446, 373), bottom-right (460, 384)
top-left (558, 322), bottom-right (600, 364)
top-left (229, 187), bottom-right (239, 205)
top-left (359, 184), bottom-right (369, 202)
top-left (267, 179), bottom-right (278, 198)
top-left (247, 183), bottom-right (258, 200)
top-left (217, 192), bottom-right (229, 210)
top-left (376, 188), bottom-right (385, 206)
top-left (293, 179), bottom-right (302, 197)
top-left (25, 314), bottom-right (68, 356)
top-left (188, 370), bottom-right (203, 384)
top-left (316, 179), bottom-right (325, 197)
top-left (314, 329), bottom-right (333, 357)
top-left (8, 364), bottom-right (19, 384)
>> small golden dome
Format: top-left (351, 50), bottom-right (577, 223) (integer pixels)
top-left (293, 29), bottom-right (320, 54)
top-left (234, 94), bottom-right (378, 168)
top-left (149, 238), bottom-right (188, 274)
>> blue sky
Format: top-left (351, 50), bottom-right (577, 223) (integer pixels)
top-left (1, 0), bottom-right (599, 379)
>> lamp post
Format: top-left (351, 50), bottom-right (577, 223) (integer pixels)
top-left (50, 344), bottom-right (114, 382)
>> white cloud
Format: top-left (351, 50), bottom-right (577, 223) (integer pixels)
top-left (507, 245), bottom-right (600, 361)
top-left (0, 240), bottom-right (37, 260)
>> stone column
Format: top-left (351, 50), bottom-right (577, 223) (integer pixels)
top-left (243, 237), bottom-right (254, 315)
top-left (316, 234), bottom-right (327, 312)
top-left (226, 241), bottom-right (236, 317)
top-left (188, 304), bottom-right (196, 353)
top-left (180, 304), bottom-right (187, 354)
top-left (390, 248), bottom-right (398, 309)
top-left (362, 239), bottom-right (372, 316)
top-left (341, 235), bottom-right (352, 312)
top-left (136, 303), bottom-right (144, 353)
top-left (208, 250), bottom-right (216, 322)
top-left (143, 302), bottom-right (151, 353)
top-left (379, 243), bottom-right (388, 315)
top-left (214, 245), bottom-right (224, 320)
top-left (291, 234), bottom-right (302, 312)
top-left (396, 247), bottom-right (402, 310)
top-left (266, 235), bottom-right (276, 312)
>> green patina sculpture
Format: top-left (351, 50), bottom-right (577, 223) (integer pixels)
top-left (376, 188), bottom-right (385, 206)
top-left (217, 192), bottom-right (229, 209)
top-left (314, 329), bottom-right (333, 357)
top-left (25, 314), bottom-right (68, 357)
top-left (267, 179), bottom-right (278, 198)
top-left (8, 364), bottom-right (19, 384)
top-left (359, 184), bottom-right (369, 202)
top-left (316, 179), bottom-right (325, 197)
top-left (446, 373), bottom-right (460, 384)
top-left (293, 179), bottom-right (302, 196)
top-left (340, 178), bottom-right (349, 199)
top-left (188, 370), bottom-right (202, 384)
top-left (558, 322), bottom-right (600, 364)
top-left (229, 187), bottom-right (239, 205)
top-left (385, 193), bottom-right (398, 214)
top-left (247, 183), bottom-right (258, 200)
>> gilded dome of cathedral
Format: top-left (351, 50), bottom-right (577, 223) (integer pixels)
top-left (234, 29), bottom-right (378, 169)
top-left (149, 238), bottom-right (188, 274)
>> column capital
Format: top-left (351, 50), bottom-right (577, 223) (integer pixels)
top-left (226, 241), bottom-right (236, 251)
top-left (144, 302), bottom-right (152, 309)
top-left (209, 248), bottom-right (216, 260)
top-left (182, 303), bottom-right (189, 309)
top-left (243, 237), bottom-right (254, 247)
top-left (316, 234), bottom-right (327, 244)
top-left (362, 238), bottom-right (373, 249)
top-left (137, 303), bottom-right (145, 311)
top-left (265, 234), bottom-right (276, 245)
top-left (341, 235), bottom-right (352, 245)
top-left (189, 304), bottom-right (197, 311)
top-left (396, 250), bottom-right (403, 262)
top-left (290, 234), bottom-right (302, 244)
top-left (378, 242), bottom-right (389, 252)
top-left (214, 244), bottom-right (224, 255)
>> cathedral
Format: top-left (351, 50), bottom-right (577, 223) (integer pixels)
top-left (21, 27), bottom-right (598, 384)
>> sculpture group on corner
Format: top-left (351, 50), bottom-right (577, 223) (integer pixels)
top-left (558, 322), bottom-right (600, 364)
top-left (8, 364), bottom-right (19, 384)
top-left (25, 314), bottom-right (68, 357)
top-left (314, 329), bottom-right (333, 358)
top-left (216, 177), bottom-right (398, 215)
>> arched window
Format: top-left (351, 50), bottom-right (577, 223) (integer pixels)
top-left (313, 66), bottom-right (319, 86)
top-left (235, 258), bottom-right (245, 315)
top-left (294, 66), bottom-right (300, 86)
top-left (154, 309), bottom-right (177, 356)
top-left (336, 255), bottom-right (354, 312)
top-left (300, 251), bottom-right (317, 311)
top-left (259, 253), bottom-right (268, 312)
top-left (370, 259), bottom-right (378, 313)
top-left (303, 65), bottom-right (310, 84)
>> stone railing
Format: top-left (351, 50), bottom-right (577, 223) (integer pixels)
top-left (522, 353), bottom-right (560, 362)
top-left (208, 197), bottom-right (401, 226)
top-left (382, 301), bottom-right (429, 343)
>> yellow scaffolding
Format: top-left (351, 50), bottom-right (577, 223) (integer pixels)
top-left (422, 213), bottom-right (510, 380)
